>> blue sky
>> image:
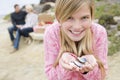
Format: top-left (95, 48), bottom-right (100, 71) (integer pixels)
top-left (0, 0), bottom-right (40, 15)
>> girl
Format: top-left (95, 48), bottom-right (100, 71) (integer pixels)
top-left (44, 0), bottom-right (108, 80)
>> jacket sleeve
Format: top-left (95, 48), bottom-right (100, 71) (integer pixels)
top-left (11, 13), bottom-right (16, 26)
top-left (44, 26), bottom-right (72, 80)
top-left (82, 27), bottom-right (108, 80)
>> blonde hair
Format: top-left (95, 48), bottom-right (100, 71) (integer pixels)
top-left (25, 5), bottom-right (34, 12)
top-left (54, 0), bottom-right (105, 79)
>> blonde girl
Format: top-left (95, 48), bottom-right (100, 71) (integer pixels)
top-left (44, 0), bottom-right (108, 80)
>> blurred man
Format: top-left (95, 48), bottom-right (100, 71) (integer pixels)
top-left (8, 4), bottom-right (27, 52)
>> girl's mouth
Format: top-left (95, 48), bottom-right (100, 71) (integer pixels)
top-left (69, 30), bottom-right (84, 36)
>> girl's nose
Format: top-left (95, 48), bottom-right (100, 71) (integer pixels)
top-left (72, 21), bottom-right (83, 31)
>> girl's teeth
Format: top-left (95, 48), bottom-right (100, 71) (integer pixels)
top-left (71, 31), bottom-right (80, 34)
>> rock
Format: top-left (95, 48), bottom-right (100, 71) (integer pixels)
top-left (110, 25), bottom-right (117, 31)
top-left (114, 16), bottom-right (120, 22)
top-left (117, 24), bottom-right (120, 31)
top-left (41, 2), bottom-right (55, 13)
top-left (40, 0), bottom-right (55, 4)
top-left (107, 29), bottom-right (117, 37)
top-left (22, 2), bottom-right (55, 14)
top-left (115, 31), bottom-right (120, 37)
top-left (108, 41), bottom-right (111, 48)
top-left (98, 15), bottom-right (117, 29)
top-left (29, 32), bottom-right (44, 41)
top-left (32, 4), bottom-right (43, 14)
top-left (117, 20), bottom-right (120, 24)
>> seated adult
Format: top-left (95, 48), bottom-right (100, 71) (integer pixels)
top-left (8, 4), bottom-right (27, 46)
top-left (11, 5), bottom-right (38, 53)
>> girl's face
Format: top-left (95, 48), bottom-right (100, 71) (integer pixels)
top-left (61, 4), bottom-right (92, 42)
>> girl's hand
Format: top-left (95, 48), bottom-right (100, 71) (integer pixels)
top-left (59, 52), bottom-right (77, 70)
top-left (59, 53), bottom-right (97, 73)
top-left (78, 55), bottom-right (97, 73)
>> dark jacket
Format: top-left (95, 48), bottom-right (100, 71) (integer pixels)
top-left (11, 10), bottom-right (27, 26)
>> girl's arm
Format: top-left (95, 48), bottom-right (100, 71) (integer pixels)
top-left (82, 27), bottom-right (108, 80)
top-left (44, 26), bottom-right (72, 80)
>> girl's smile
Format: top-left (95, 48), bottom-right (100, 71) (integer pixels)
top-left (69, 29), bottom-right (85, 36)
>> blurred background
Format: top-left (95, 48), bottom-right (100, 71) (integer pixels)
top-left (0, 0), bottom-right (120, 80)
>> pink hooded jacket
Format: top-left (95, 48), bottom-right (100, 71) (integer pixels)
top-left (44, 22), bottom-right (108, 80)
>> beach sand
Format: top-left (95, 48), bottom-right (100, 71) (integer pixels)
top-left (0, 20), bottom-right (47, 80)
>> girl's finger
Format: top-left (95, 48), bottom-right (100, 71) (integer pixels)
top-left (81, 65), bottom-right (90, 73)
top-left (60, 58), bottom-right (73, 70)
top-left (62, 53), bottom-right (76, 63)
top-left (78, 62), bottom-right (93, 73)
top-left (84, 62), bottom-right (93, 71)
top-left (69, 61), bottom-right (78, 69)
top-left (79, 67), bottom-right (85, 73)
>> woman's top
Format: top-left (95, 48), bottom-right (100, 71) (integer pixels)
top-left (22, 12), bottom-right (38, 29)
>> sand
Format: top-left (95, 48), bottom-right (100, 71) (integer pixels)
top-left (0, 20), bottom-right (47, 80)
top-left (0, 20), bottom-right (120, 80)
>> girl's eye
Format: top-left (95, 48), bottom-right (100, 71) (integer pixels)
top-left (67, 17), bottom-right (73, 20)
top-left (81, 16), bottom-right (89, 20)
